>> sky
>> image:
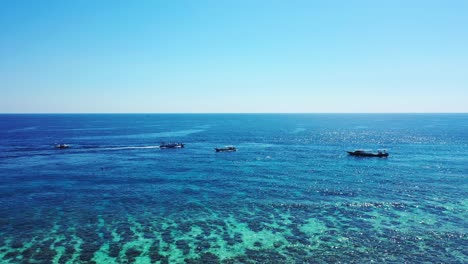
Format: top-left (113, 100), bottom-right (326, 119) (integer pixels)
top-left (1, 0), bottom-right (467, 113)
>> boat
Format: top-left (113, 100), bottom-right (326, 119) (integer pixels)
top-left (55, 144), bottom-right (70, 149)
top-left (215, 146), bottom-right (237, 152)
top-left (160, 142), bottom-right (185, 149)
top-left (347, 149), bottom-right (388, 157)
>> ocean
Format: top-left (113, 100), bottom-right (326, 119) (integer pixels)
top-left (0, 114), bottom-right (466, 263)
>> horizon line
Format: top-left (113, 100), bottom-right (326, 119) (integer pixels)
top-left (1, 112), bottom-right (467, 115)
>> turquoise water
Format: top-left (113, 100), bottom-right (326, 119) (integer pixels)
top-left (0, 114), bottom-right (467, 263)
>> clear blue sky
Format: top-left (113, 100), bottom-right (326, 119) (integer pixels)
top-left (1, 0), bottom-right (467, 113)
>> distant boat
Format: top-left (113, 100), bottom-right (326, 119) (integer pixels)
top-left (215, 146), bottom-right (237, 152)
top-left (160, 142), bottom-right (185, 149)
top-left (55, 144), bottom-right (70, 149)
top-left (347, 149), bottom-right (388, 157)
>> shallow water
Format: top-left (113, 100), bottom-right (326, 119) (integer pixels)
top-left (0, 114), bottom-right (467, 263)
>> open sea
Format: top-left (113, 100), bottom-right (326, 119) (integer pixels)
top-left (0, 114), bottom-right (467, 263)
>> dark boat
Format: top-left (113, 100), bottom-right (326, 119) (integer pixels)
top-left (160, 142), bottom-right (185, 149)
top-left (347, 149), bottom-right (388, 157)
top-left (55, 144), bottom-right (70, 149)
top-left (215, 146), bottom-right (237, 152)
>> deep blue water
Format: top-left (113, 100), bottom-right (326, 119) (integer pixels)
top-left (0, 114), bottom-right (467, 263)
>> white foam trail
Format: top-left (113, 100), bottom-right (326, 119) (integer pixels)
top-left (7, 126), bottom-right (38, 133)
top-left (102, 146), bottom-right (161, 150)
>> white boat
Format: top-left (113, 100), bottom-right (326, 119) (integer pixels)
top-left (55, 144), bottom-right (70, 149)
top-left (160, 142), bottom-right (185, 149)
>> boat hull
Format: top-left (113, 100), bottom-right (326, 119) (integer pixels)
top-left (215, 148), bottom-right (236, 152)
top-left (347, 151), bottom-right (388, 157)
top-left (160, 143), bottom-right (185, 149)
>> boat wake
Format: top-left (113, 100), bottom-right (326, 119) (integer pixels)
top-left (102, 145), bottom-right (161, 151)
top-left (0, 145), bottom-right (163, 159)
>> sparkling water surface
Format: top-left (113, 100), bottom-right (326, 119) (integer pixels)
top-left (0, 114), bottom-right (467, 263)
